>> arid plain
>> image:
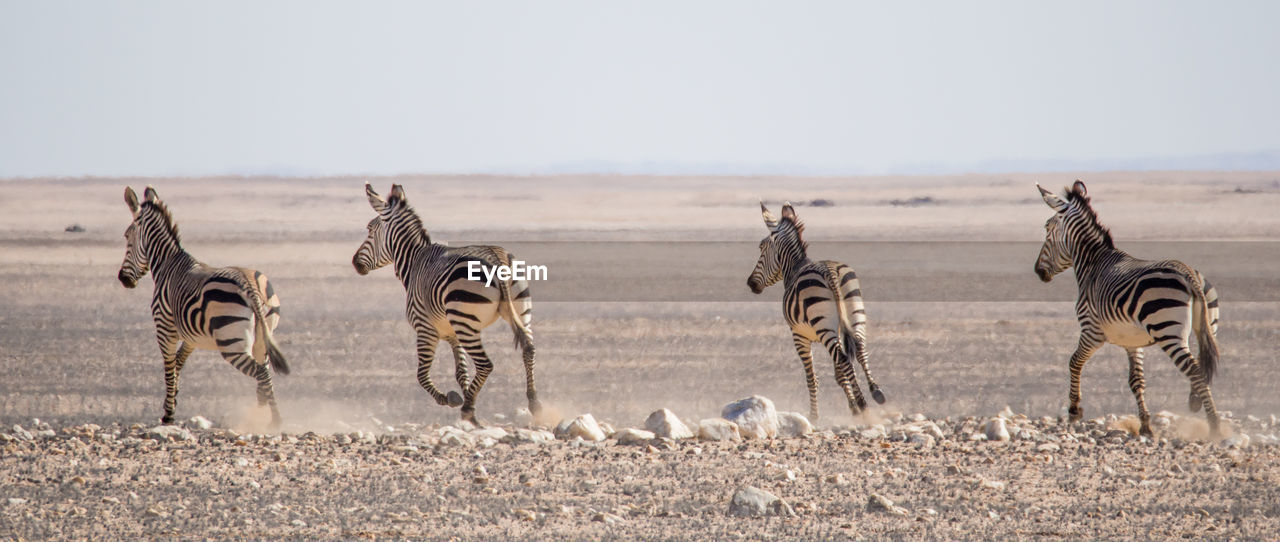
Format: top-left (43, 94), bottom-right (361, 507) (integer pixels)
top-left (2, 173), bottom-right (1280, 539)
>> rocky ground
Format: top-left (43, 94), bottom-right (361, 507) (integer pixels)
top-left (3, 404), bottom-right (1279, 540)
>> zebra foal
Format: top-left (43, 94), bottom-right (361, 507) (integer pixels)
top-left (1035, 180), bottom-right (1222, 437)
top-left (747, 202), bottom-right (886, 421)
top-left (352, 183), bottom-right (539, 425)
top-left (117, 186), bottom-right (290, 428)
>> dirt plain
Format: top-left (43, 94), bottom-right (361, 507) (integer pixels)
top-left (2, 173), bottom-right (1280, 539)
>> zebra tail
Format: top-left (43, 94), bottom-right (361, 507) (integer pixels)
top-left (496, 278), bottom-right (533, 351)
top-left (823, 264), bottom-right (853, 357)
top-left (1191, 276), bottom-right (1218, 386)
top-left (229, 271), bottom-right (291, 376)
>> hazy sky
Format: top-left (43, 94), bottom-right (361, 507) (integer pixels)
top-left (1, 1), bottom-right (1278, 177)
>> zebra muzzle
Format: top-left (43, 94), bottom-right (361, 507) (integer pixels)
top-left (118, 270), bottom-right (137, 288)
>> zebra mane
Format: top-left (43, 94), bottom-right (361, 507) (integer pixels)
top-left (1064, 189), bottom-right (1114, 249)
top-left (387, 195), bottom-right (431, 244)
top-left (775, 215), bottom-right (808, 253)
top-left (142, 200), bottom-right (181, 244)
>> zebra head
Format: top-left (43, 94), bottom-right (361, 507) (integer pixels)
top-left (1034, 180), bottom-right (1090, 282)
top-left (748, 201), bottom-right (797, 294)
top-left (118, 186), bottom-right (164, 288)
top-left (353, 183), bottom-right (413, 275)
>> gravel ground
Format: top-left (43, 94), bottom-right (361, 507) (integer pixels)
top-left (3, 410), bottom-right (1279, 540)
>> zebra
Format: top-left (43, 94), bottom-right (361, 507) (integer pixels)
top-left (352, 183), bottom-right (539, 425)
top-left (1035, 180), bottom-right (1222, 437)
top-left (747, 201), bottom-right (886, 421)
top-left (117, 186), bottom-right (290, 428)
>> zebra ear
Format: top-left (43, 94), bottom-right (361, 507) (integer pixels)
top-left (389, 184), bottom-right (407, 205)
top-left (1072, 180), bottom-right (1088, 198)
top-left (143, 186), bottom-right (159, 204)
top-left (1037, 184), bottom-right (1069, 213)
top-left (780, 202), bottom-right (797, 222)
top-left (124, 187), bottom-right (139, 214)
top-left (760, 200), bottom-right (779, 229)
top-left (365, 182), bottom-right (387, 213)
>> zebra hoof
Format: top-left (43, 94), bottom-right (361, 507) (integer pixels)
top-left (872, 389), bottom-right (886, 405)
top-left (528, 399), bottom-right (543, 416)
top-left (1188, 392), bottom-right (1203, 413)
top-left (160, 415), bottom-right (175, 425)
top-left (1067, 406), bottom-right (1083, 423)
top-left (446, 391), bottom-right (464, 408)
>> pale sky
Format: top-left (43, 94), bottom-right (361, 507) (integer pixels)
top-left (1, 1), bottom-right (1278, 177)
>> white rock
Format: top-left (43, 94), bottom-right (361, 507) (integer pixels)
top-left (697, 419), bottom-right (742, 442)
top-left (436, 426), bottom-right (475, 447)
top-left (997, 406), bottom-right (1015, 420)
top-left (147, 425), bottom-right (194, 442)
top-left (866, 494), bottom-right (908, 516)
top-left (501, 428), bottom-right (555, 445)
top-left (908, 433), bottom-right (935, 448)
top-left (721, 396), bottom-right (779, 440)
top-left (860, 427), bottom-right (886, 440)
top-left (776, 412), bottom-right (813, 438)
top-left (555, 414), bottom-right (606, 442)
top-left (615, 428), bottom-right (656, 445)
top-left (471, 427), bottom-right (508, 441)
top-left (645, 409), bottom-right (695, 440)
top-left (188, 416), bottom-right (213, 430)
top-left (979, 478), bottom-right (1006, 490)
top-left (727, 486), bottom-right (796, 517)
top-left (984, 418), bottom-right (1010, 442)
top-left (598, 422), bottom-right (617, 439)
top-left (8, 498), bottom-right (27, 506)
top-left (10, 425), bottom-right (32, 441)
top-left (1036, 443), bottom-right (1060, 452)
top-left (233, 457), bottom-right (250, 468)
top-left (1221, 433), bottom-right (1251, 449)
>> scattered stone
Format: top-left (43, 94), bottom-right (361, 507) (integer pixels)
top-left (64, 224), bottom-right (86, 233)
top-left (615, 428), bottom-right (656, 445)
top-left (979, 478), bottom-right (1006, 490)
top-left (188, 416), bottom-right (213, 430)
top-left (1036, 443), bottom-right (1060, 453)
top-left (437, 427), bottom-right (475, 447)
top-left (727, 486), bottom-right (796, 517)
top-left (861, 427), bottom-right (886, 440)
top-left (555, 414), bottom-right (607, 442)
top-left (8, 498), bottom-right (27, 506)
top-left (984, 418), bottom-right (1010, 442)
top-left (592, 512), bottom-right (625, 524)
top-left (776, 412), bottom-right (813, 438)
top-left (866, 494), bottom-right (908, 516)
top-left (997, 406), bottom-right (1015, 420)
top-left (233, 458), bottom-right (250, 468)
top-left (697, 419), bottom-right (741, 442)
top-left (147, 425), bottom-right (194, 442)
top-left (908, 433), bottom-right (935, 449)
top-left (471, 427), bottom-right (508, 447)
top-left (1221, 433), bottom-right (1251, 449)
top-left (721, 396), bottom-right (779, 440)
top-left (290, 519), bottom-right (307, 528)
top-left (515, 509), bottom-right (537, 522)
top-left (11, 425), bottom-right (33, 441)
top-left (645, 409), bottom-right (695, 440)
top-left (501, 428), bottom-right (556, 445)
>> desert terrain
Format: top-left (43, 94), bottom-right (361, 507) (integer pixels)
top-left (2, 172), bottom-right (1280, 539)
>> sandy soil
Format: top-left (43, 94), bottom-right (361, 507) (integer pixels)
top-left (2, 173), bottom-right (1279, 539)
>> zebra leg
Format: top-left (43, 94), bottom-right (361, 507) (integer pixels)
top-left (1125, 347), bottom-right (1153, 437)
top-left (851, 325), bottom-right (886, 404)
top-left (157, 337), bottom-right (182, 425)
top-left (821, 330), bottom-right (867, 417)
top-left (221, 349), bottom-right (282, 430)
top-left (1066, 334), bottom-right (1102, 423)
top-left (1158, 340), bottom-right (1221, 436)
top-left (521, 341), bottom-right (541, 416)
top-left (791, 333), bottom-right (820, 422)
top-left (413, 324), bottom-right (456, 407)
top-left (456, 332), bottom-right (494, 426)
top-left (447, 336), bottom-right (470, 401)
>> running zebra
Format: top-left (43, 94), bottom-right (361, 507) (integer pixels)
top-left (117, 186), bottom-right (290, 428)
top-left (352, 183), bottom-right (539, 425)
top-left (747, 202), bottom-right (886, 421)
top-left (1035, 180), bottom-right (1222, 437)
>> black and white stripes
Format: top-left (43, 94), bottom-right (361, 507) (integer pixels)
top-left (747, 202), bottom-right (885, 422)
top-left (1036, 181), bottom-right (1222, 436)
top-left (352, 183), bottom-right (539, 425)
top-left (118, 186), bottom-right (289, 428)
